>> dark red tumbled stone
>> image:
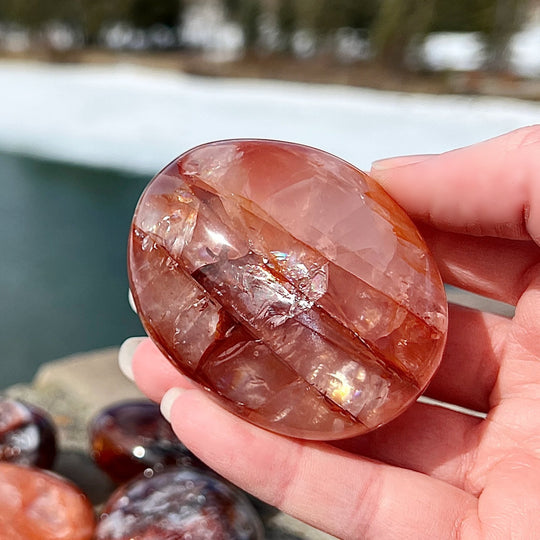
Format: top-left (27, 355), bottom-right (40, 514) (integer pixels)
top-left (0, 397), bottom-right (57, 469)
top-left (95, 468), bottom-right (264, 540)
top-left (89, 400), bottom-right (204, 483)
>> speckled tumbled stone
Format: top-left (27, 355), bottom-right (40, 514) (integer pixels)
top-left (95, 468), bottom-right (264, 539)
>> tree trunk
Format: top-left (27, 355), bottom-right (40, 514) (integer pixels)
top-left (371, 0), bottom-right (435, 72)
top-left (485, 0), bottom-right (529, 72)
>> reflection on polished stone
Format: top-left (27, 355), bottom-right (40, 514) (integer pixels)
top-left (95, 467), bottom-right (264, 540)
top-left (89, 400), bottom-right (204, 483)
top-left (128, 140), bottom-right (448, 440)
top-left (0, 397), bottom-right (57, 468)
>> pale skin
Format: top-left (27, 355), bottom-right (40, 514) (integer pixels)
top-left (125, 125), bottom-right (540, 539)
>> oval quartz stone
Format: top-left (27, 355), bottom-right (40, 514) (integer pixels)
top-left (128, 140), bottom-right (448, 440)
top-left (95, 468), bottom-right (264, 540)
top-left (0, 463), bottom-right (95, 540)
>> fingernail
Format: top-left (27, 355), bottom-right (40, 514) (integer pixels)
top-left (160, 387), bottom-right (185, 422)
top-left (128, 289), bottom-right (137, 314)
top-left (371, 154), bottom-right (433, 172)
top-left (118, 337), bottom-right (146, 381)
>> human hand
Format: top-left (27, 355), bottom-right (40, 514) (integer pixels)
top-left (121, 125), bottom-right (540, 539)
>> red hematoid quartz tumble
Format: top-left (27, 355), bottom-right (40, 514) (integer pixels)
top-left (128, 140), bottom-right (448, 440)
top-left (0, 463), bottom-right (95, 540)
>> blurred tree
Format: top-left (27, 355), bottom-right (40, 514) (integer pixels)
top-left (371, 0), bottom-right (435, 71)
top-left (244, 1), bottom-right (263, 49)
top-left (432, 0), bottom-right (494, 32)
top-left (432, 0), bottom-right (529, 72)
top-left (311, 0), bottom-right (379, 35)
top-left (129, 0), bottom-right (183, 29)
top-left (484, 0), bottom-right (529, 71)
top-left (0, 0), bottom-right (54, 30)
top-left (276, 0), bottom-right (297, 51)
top-left (0, 0), bottom-right (185, 47)
top-left (71, 0), bottom-right (128, 45)
top-left (224, 0), bottom-right (263, 50)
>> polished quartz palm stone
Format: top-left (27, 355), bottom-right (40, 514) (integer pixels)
top-left (95, 468), bottom-right (264, 540)
top-left (89, 400), bottom-right (204, 483)
top-left (128, 139), bottom-right (448, 440)
top-left (0, 463), bottom-right (95, 540)
top-left (0, 397), bottom-right (57, 469)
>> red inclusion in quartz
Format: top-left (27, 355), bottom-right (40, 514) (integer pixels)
top-left (128, 140), bottom-right (448, 440)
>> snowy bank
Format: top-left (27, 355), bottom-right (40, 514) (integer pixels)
top-left (423, 25), bottom-right (540, 76)
top-left (0, 61), bottom-right (539, 173)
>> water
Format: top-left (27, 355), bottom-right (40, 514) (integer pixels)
top-left (1, 151), bottom-right (150, 387)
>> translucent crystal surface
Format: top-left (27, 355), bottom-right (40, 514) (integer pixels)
top-left (128, 140), bottom-right (448, 440)
top-left (0, 463), bottom-right (95, 540)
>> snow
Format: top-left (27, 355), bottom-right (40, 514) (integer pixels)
top-left (509, 25), bottom-right (540, 77)
top-left (423, 33), bottom-right (485, 72)
top-left (423, 25), bottom-right (540, 76)
top-left (0, 61), bottom-right (539, 174)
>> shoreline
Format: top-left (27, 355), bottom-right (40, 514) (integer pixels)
top-left (2, 48), bottom-right (540, 101)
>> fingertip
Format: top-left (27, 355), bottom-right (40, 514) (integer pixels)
top-left (370, 154), bottom-right (433, 178)
top-left (118, 336), bottom-right (147, 381)
top-left (160, 387), bottom-right (186, 422)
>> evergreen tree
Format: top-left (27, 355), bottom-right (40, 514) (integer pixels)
top-left (273, 0), bottom-right (296, 52)
top-left (484, 0), bottom-right (529, 71)
top-left (432, 0), bottom-right (494, 33)
top-left (224, 0), bottom-right (263, 51)
top-left (311, 0), bottom-right (378, 35)
top-left (432, 0), bottom-right (529, 72)
top-left (129, 0), bottom-right (183, 29)
top-left (371, 0), bottom-right (436, 71)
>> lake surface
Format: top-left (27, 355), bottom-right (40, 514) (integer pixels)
top-left (1, 151), bottom-right (149, 387)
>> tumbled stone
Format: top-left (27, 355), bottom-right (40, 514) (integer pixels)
top-left (89, 400), bottom-right (204, 483)
top-left (128, 140), bottom-right (448, 440)
top-left (0, 463), bottom-right (95, 539)
top-left (95, 467), bottom-right (264, 540)
top-left (0, 397), bottom-right (57, 468)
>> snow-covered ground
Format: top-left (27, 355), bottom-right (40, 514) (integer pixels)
top-left (423, 25), bottom-right (540, 76)
top-left (0, 61), bottom-right (539, 173)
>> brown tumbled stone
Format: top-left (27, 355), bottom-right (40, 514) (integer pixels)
top-left (89, 400), bottom-right (205, 483)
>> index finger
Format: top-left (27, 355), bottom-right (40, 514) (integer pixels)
top-left (370, 126), bottom-right (540, 304)
top-left (371, 125), bottom-right (540, 242)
